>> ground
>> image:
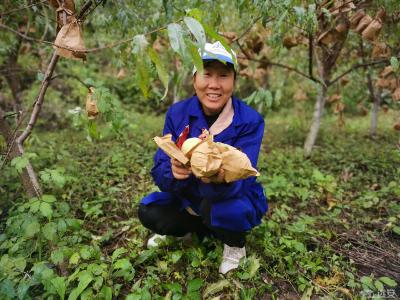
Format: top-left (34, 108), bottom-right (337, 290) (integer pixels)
top-left (1, 108), bottom-right (399, 299)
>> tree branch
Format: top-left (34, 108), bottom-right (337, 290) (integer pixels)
top-left (328, 58), bottom-right (397, 86)
top-left (17, 52), bottom-right (59, 145)
top-left (308, 32), bottom-right (314, 80)
top-left (50, 73), bottom-right (91, 89)
top-left (231, 16), bottom-right (263, 43)
top-left (236, 54), bottom-right (325, 86)
top-left (0, 0), bottom-right (48, 17)
top-left (0, 22), bottom-right (170, 54)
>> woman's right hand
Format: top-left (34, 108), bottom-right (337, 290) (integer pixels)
top-left (171, 158), bottom-right (192, 180)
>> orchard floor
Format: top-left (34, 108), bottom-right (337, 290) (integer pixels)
top-left (1, 109), bottom-right (399, 299)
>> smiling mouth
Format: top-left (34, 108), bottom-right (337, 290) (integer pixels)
top-left (206, 93), bottom-right (222, 100)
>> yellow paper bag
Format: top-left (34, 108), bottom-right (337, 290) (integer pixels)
top-left (153, 134), bottom-right (189, 165)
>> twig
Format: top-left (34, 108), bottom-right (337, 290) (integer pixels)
top-left (0, 23), bottom-right (55, 46)
top-left (0, 0), bottom-right (48, 17)
top-left (0, 22), bottom-right (170, 54)
top-left (3, 112), bottom-right (19, 119)
top-left (236, 54), bottom-right (325, 86)
top-left (78, 0), bottom-right (106, 21)
top-left (231, 16), bottom-right (263, 43)
top-left (328, 58), bottom-right (397, 86)
top-left (50, 73), bottom-right (91, 89)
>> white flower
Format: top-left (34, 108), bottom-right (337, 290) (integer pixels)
top-left (68, 107), bottom-right (82, 114)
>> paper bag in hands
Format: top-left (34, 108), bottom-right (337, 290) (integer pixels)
top-left (215, 142), bottom-right (260, 183)
top-left (153, 134), bottom-right (189, 165)
top-left (190, 135), bottom-right (222, 178)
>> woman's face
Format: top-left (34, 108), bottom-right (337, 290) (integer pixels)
top-left (193, 61), bottom-right (235, 116)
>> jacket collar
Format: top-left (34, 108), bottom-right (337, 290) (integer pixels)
top-left (188, 95), bottom-right (244, 127)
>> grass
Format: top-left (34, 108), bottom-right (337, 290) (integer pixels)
top-left (1, 108), bottom-right (399, 299)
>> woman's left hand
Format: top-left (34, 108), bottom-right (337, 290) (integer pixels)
top-left (201, 168), bottom-right (225, 184)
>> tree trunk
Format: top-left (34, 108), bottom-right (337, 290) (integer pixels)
top-left (2, 39), bottom-right (23, 118)
top-left (303, 13), bottom-right (348, 157)
top-left (17, 51), bottom-right (59, 145)
top-left (370, 87), bottom-right (381, 138)
top-left (359, 39), bottom-right (381, 139)
top-left (304, 83), bottom-right (328, 157)
top-left (0, 109), bottom-right (42, 198)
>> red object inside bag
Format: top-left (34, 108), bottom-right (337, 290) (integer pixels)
top-left (175, 125), bottom-right (190, 149)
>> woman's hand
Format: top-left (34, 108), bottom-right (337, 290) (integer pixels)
top-left (201, 168), bottom-right (225, 184)
top-left (171, 158), bottom-right (192, 180)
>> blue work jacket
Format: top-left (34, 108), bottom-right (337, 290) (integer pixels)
top-left (141, 95), bottom-right (268, 232)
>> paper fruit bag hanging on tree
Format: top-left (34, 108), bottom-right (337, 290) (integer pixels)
top-left (49, 0), bottom-right (76, 31)
top-left (85, 87), bottom-right (99, 119)
top-left (54, 17), bottom-right (86, 61)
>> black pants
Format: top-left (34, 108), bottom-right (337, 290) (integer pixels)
top-left (138, 200), bottom-right (246, 247)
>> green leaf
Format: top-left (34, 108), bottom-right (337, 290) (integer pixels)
top-left (0, 279), bottom-right (16, 298)
top-left (42, 222), bottom-right (57, 240)
top-left (80, 246), bottom-right (92, 260)
top-left (148, 47), bottom-right (169, 100)
top-left (17, 281), bottom-right (30, 300)
top-left (42, 194), bottom-right (56, 203)
top-left (51, 249), bottom-right (64, 264)
top-left (171, 250), bottom-right (183, 263)
top-left (186, 39), bottom-right (203, 74)
top-left (50, 170), bottom-right (66, 188)
top-left (14, 257), bottom-right (26, 272)
top-left (168, 23), bottom-right (186, 57)
top-left (360, 276), bottom-right (374, 290)
top-left (165, 282), bottom-right (182, 294)
top-left (374, 280), bottom-right (384, 292)
top-left (265, 90), bottom-right (273, 108)
top-left (188, 278), bottom-right (203, 292)
top-left (40, 202), bottom-right (53, 219)
top-left (203, 279), bottom-right (230, 298)
top-left (69, 252), bottom-right (80, 265)
top-left (390, 56), bottom-right (399, 72)
top-left (186, 8), bottom-right (202, 21)
top-left (113, 258), bottom-right (132, 270)
top-left (25, 220), bottom-right (40, 237)
top-left (68, 271), bottom-right (93, 300)
top-left (37, 72), bottom-right (44, 81)
top-left (184, 17), bottom-right (206, 49)
top-left (392, 226), bottom-right (400, 235)
top-left (137, 57), bottom-right (150, 99)
top-left (247, 256), bottom-right (261, 278)
top-left (29, 200), bottom-right (40, 213)
top-left (40, 171), bottom-right (51, 183)
top-left (379, 277), bottom-right (397, 287)
top-left (111, 247), bottom-right (127, 261)
top-left (51, 277), bottom-right (66, 300)
top-left (131, 34), bottom-right (148, 54)
top-left (100, 286), bottom-right (112, 300)
top-left (11, 155), bottom-right (29, 173)
top-left (87, 120), bottom-right (100, 140)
